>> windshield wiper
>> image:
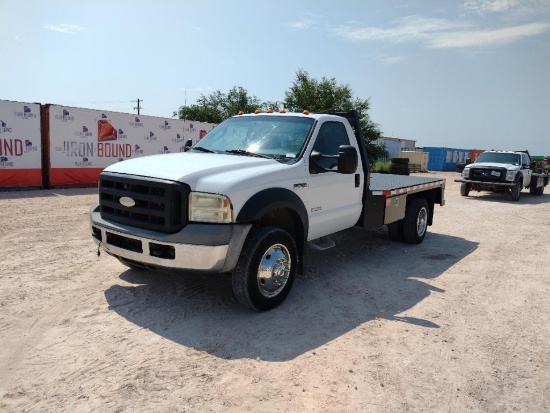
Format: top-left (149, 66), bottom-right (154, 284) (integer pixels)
top-left (224, 149), bottom-right (273, 159)
top-left (192, 146), bottom-right (216, 153)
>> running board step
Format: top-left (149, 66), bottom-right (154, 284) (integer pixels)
top-left (309, 237), bottom-right (336, 251)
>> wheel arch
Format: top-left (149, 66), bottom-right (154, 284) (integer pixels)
top-left (406, 190), bottom-right (436, 226)
top-left (236, 188), bottom-right (309, 259)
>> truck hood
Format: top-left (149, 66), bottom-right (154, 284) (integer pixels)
top-left (103, 152), bottom-right (290, 193)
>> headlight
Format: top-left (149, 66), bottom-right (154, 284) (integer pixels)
top-left (189, 192), bottom-right (232, 223)
top-left (462, 168), bottom-right (469, 178)
top-left (506, 171), bottom-right (516, 181)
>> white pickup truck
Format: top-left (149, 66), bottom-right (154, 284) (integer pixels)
top-left (90, 110), bottom-right (446, 311)
top-left (455, 150), bottom-right (548, 201)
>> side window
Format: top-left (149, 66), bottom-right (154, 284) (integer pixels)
top-left (521, 154), bottom-right (529, 167)
top-left (312, 121), bottom-right (350, 170)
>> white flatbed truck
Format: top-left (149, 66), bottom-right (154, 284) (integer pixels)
top-left (90, 110), bottom-right (445, 310)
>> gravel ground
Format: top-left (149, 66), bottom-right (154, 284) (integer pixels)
top-left (0, 171), bottom-right (549, 412)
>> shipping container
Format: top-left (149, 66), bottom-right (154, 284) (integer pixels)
top-left (397, 151), bottom-right (429, 172)
top-left (423, 147), bottom-right (471, 171)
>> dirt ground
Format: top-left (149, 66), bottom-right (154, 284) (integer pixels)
top-left (0, 171), bottom-right (549, 413)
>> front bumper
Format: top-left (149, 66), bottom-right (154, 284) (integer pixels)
top-left (454, 179), bottom-right (515, 188)
top-left (90, 203), bottom-right (251, 273)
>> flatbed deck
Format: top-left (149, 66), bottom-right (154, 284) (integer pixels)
top-left (369, 173), bottom-right (446, 197)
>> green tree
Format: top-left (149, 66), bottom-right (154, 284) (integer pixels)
top-left (174, 86), bottom-right (262, 123)
top-left (174, 71), bottom-right (388, 163)
top-left (284, 69), bottom-right (388, 162)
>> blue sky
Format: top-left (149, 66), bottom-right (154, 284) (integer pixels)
top-left (1, 0), bottom-right (549, 155)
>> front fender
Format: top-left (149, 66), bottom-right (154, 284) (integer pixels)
top-left (236, 187), bottom-right (309, 255)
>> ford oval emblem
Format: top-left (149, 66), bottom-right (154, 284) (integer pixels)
top-left (119, 196), bottom-right (136, 207)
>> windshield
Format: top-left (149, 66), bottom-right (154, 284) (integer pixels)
top-left (193, 115), bottom-right (315, 159)
top-left (475, 152), bottom-right (521, 166)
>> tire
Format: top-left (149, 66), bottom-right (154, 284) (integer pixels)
top-left (510, 179), bottom-right (522, 202)
top-left (403, 198), bottom-right (429, 244)
top-left (530, 184), bottom-right (537, 195)
top-left (387, 220), bottom-right (404, 242)
top-left (544, 168), bottom-right (549, 175)
top-left (460, 183), bottom-right (470, 197)
top-left (232, 227), bottom-right (297, 311)
top-left (390, 167), bottom-right (410, 175)
top-left (536, 185), bottom-right (544, 196)
top-left (456, 163), bottom-right (466, 173)
top-left (391, 158), bottom-right (409, 165)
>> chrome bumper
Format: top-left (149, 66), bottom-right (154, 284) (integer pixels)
top-left (90, 203), bottom-right (250, 273)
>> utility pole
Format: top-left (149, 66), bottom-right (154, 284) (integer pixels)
top-left (134, 99), bottom-right (143, 115)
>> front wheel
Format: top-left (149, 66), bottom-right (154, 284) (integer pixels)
top-left (510, 179), bottom-right (522, 201)
top-left (403, 198), bottom-right (429, 244)
top-left (460, 183), bottom-right (470, 197)
top-left (232, 227), bottom-right (297, 311)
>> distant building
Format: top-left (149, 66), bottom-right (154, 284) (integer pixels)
top-left (381, 137), bottom-right (417, 158)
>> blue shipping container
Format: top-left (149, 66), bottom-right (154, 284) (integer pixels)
top-left (423, 147), bottom-right (471, 171)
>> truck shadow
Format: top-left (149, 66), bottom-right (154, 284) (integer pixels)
top-left (104, 227), bottom-right (478, 362)
top-left (462, 192), bottom-right (549, 204)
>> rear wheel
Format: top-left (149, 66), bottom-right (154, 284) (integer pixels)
top-left (460, 183), bottom-right (470, 197)
top-left (536, 185), bottom-right (544, 196)
top-left (403, 198), bottom-right (429, 244)
top-left (232, 227), bottom-right (297, 311)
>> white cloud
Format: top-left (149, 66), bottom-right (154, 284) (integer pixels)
top-left (332, 15), bottom-right (550, 49)
top-left (44, 24), bottom-right (84, 35)
top-left (462, 0), bottom-right (521, 13)
top-left (332, 16), bottom-right (465, 43)
top-left (430, 22), bottom-right (550, 48)
top-left (290, 20), bottom-right (312, 29)
top-left (461, 0), bottom-right (550, 15)
top-left (379, 56), bottom-right (406, 65)
top-left (287, 13), bottom-right (315, 30)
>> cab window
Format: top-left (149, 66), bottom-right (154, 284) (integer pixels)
top-left (312, 121), bottom-right (350, 170)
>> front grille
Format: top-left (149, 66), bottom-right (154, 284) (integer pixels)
top-left (469, 167), bottom-right (507, 182)
top-left (99, 172), bottom-right (190, 233)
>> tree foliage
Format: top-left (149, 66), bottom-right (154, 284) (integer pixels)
top-left (284, 69), bottom-right (387, 162)
top-left (175, 70), bottom-right (388, 162)
top-left (174, 87), bottom-right (262, 124)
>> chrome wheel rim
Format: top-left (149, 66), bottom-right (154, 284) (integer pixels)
top-left (257, 244), bottom-right (291, 298)
top-left (417, 207), bottom-right (428, 237)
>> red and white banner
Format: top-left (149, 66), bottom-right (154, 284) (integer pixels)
top-left (47, 105), bottom-right (215, 186)
top-left (0, 100), bottom-right (42, 187)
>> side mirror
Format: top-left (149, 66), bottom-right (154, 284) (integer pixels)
top-left (183, 139), bottom-right (193, 152)
top-left (337, 145), bottom-right (358, 174)
top-left (308, 145), bottom-right (358, 174)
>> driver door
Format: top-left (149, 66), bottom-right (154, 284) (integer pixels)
top-left (305, 120), bottom-right (363, 240)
